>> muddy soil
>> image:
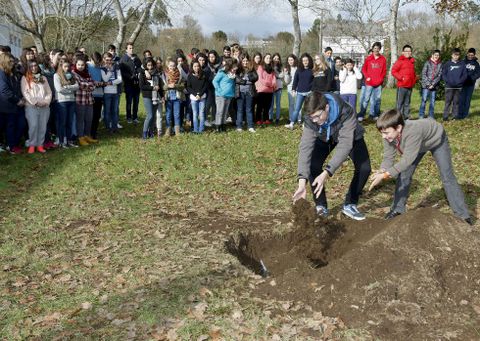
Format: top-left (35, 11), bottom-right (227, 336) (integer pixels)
top-left (226, 200), bottom-right (480, 340)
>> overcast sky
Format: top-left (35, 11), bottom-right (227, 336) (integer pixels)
top-left (168, 0), bottom-right (431, 41)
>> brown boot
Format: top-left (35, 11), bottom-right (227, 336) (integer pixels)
top-left (165, 127), bottom-right (171, 137)
top-left (174, 126), bottom-right (181, 136)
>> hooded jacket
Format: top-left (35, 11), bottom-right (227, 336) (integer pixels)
top-left (212, 70), bottom-right (235, 98)
top-left (361, 54), bottom-right (387, 87)
top-left (297, 92), bottom-right (365, 180)
top-left (442, 60), bottom-right (467, 88)
top-left (391, 55), bottom-right (417, 88)
top-left (420, 58), bottom-right (443, 89)
top-left (463, 57), bottom-right (480, 86)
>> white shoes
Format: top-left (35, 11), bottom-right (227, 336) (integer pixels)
top-left (248, 128), bottom-right (256, 133)
top-left (285, 122), bottom-right (294, 130)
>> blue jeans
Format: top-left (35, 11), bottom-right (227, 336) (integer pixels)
top-left (287, 91), bottom-right (295, 121)
top-left (458, 84), bottom-right (475, 119)
top-left (290, 91), bottom-right (310, 123)
top-left (103, 94), bottom-right (119, 131)
top-left (419, 88), bottom-right (436, 118)
top-left (236, 91), bottom-right (254, 129)
top-left (143, 97), bottom-right (159, 134)
top-left (191, 98), bottom-right (206, 133)
top-left (124, 84), bottom-right (140, 120)
top-left (165, 99), bottom-right (181, 127)
top-left (56, 101), bottom-right (75, 142)
top-left (269, 89), bottom-right (282, 121)
top-left (360, 85), bottom-right (382, 118)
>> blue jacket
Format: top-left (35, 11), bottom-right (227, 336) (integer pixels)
top-left (442, 60), bottom-right (467, 88)
top-left (0, 70), bottom-right (21, 113)
top-left (212, 70), bottom-right (235, 98)
top-left (464, 57), bottom-right (480, 86)
top-left (292, 68), bottom-right (314, 93)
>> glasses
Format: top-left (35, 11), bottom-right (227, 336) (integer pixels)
top-left (105, 59), bottom-right (112, 62)
top-left (309, 110), bottom-right (327, 124)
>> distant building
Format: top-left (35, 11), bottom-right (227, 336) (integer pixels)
top-left (0, 19), bottom-right (24, 57)
top-left (322, 36), bottom-right (385, 65)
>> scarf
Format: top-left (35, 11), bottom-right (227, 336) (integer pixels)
top-left (166, 67), bottom-right (180, 85)
top-left (72, 65), bottom-right (90, 79)
top-left (318, 93), bottom-right (341, 142)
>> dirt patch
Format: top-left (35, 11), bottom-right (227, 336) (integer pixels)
top-left (226, 199), bottom-right (480, 340)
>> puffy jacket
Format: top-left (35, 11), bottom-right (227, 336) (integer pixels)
top-left (420, 58), bottom-right (443, 89)
top-left (464, 57), bottom-right (480, 86)
top-left (235, 69), bottom-right (258, 98)
top-left (391, 55), bottom-right (417, 88)
top-left (213, 70), bottom-right (235, 98)
top-left (255, 65), bottom-right (277, 93)
top-left (442, 60), bottom-right (467, 88)
top-left (361, 54), bottom-right (387, 87)
top-left (0, 69), bottom-right (22, 113)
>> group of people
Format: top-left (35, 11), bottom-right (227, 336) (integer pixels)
top-left (0, 41), bottom-right (478, 154)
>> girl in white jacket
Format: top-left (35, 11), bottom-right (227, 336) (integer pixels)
top-left (339, 58), bottom-right (362, 114)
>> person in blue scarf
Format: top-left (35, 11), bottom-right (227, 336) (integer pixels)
top-left (292, 91), bottom-right (372, 220)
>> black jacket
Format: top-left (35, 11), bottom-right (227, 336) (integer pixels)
top-left (235, 70), bottom-right (258, 98)
top-left (186, 73), bottom-right (209, 97)
top-left (119, 53), bottom-right (142, 87)
top-left (311, 68), bottom-right (332, 92)
top-left (139, 71), bottom-right (164, 99)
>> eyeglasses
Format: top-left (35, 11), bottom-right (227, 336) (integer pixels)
top-left (309, 110), bottom-right (327, 124)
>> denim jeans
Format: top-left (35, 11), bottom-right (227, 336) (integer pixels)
top-left (191, 98), bottom-right (206, 133)
top-left (287, 91), bottom-right (295, 121)
top-left (124, 83), bottom-right (140, 120)
top-left (290, 91), bottom-right (310, 123)
top-left (358, 85), bottom-right (374, 118)
top-left (156, 103), bottom-right (163, 133)
top-left (56, 101), bottom-right (75, 142)
top-left (165, 99), bottom-right (181, 127)
top-left (458, 84), bottom-right (475, 119)
top-left (143, 97), bottom-right (159, 134)
top-left (103, 94), bottom-right (119, 131)
top-left (236, 91), bottom-right (254, 129)
top-left (269, 88), bottom-right (282, 121)
top-left (419, 88), bottom-right (436, 118)
top-left (340, 94), bottom-right (357, 114)
top-left (361, 85), bottom-right (382, 118)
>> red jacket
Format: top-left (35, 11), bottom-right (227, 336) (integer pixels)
top-left (361, 54), bottom-right (387, 87)
top-left (391, 55), bottom-right (417, 88)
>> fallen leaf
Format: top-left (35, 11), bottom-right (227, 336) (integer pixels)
top-left (81, 302), bottom-right (92, 310)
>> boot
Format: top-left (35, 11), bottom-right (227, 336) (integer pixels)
top-left (221, 124), bottom-right (226, 132)
top-left (142, 131), bottom-right (148, 140)
top-left (78, 136), bottom-right (89, 146)
top-left (215, 125), bottom-right (221, 133)
top-left (165, 127), bottom-right (171, 137)
top-left (85, 136), bottom-right (98, 144)
top-left (174, 126), bottom-right (181, 136)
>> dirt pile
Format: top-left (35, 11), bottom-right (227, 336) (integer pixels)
top-left (226, 200), bottom-right (480, 340)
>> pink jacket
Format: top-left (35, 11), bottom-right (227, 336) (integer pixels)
top-left (21, 76), bottom-right (52, 107)
top-left (255, 65), bottom-right (277, 93)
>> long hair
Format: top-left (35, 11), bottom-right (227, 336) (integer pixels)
top-left (262, 53), bottom-right (273, 74)
top-left (298, 53), bottom-right (313, 70)
top-left (91, 52), bottom-right (102, 67)
top-left (272, 52), bottom-right (282, 73)
top-left (20, 48), bottom-right (36, 70)
top-left (252, 51), bottom-right (262, 70)
top-left (313, 54), bottom-right (328, 74)
top-left (56, 60), bottom-right (73, 86)
top-left (0, 53), bottom-right (14, 75)
top-left (238, 53), bottom-right (253, 73)
top-left (189, 60), bottom-right (204, 78)
top-left (285, 54), bottom-right (298, 74)
top-left (25, 61), bottom-right (40, 86)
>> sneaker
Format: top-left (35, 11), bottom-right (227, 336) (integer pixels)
top-left (285, 122), bottom-right (294, 130)
top-left (27, 146), bottom-right (35, 154)
top-left (0, 146), bottom-right (5, 153)
top-left (342, 204), bottom-right (366, 221)
top-left (67, 141), bottom-right (79, 148)
top-left (357, 117), bottom-right (364, 122)
top-left (117, 123), bottom-right (123, 129)
top-left (236, 128), bottom-right (242, 132)
top-left (248, 128), bottom-right (256, 133)
top-left (265, 120), bottom-right (272, 125)
top-left (204, 120), bottom-right (212, 127)
top-left (464, 217), bottom-right (473, 226)
top-left (256, 120), bottom-right (263, 125)
top-left (60, 143), bottom-right (69, 149)
top-left (127, 119), bottom-right (133, 124)
top-left (37, 146), bottom-right (46, 153)
top-left (133, 119), bottom-right (139, 124)
top-left (226, 117), bottom-right (232, 123)
top-left (315, 205), bottom-right (329, 218)
top-left (10, 146), bottom-right (23, 155)
top-left (385, 210), bottom-right (401, 220)
top-left (372, 116), bottom-right (378, 121)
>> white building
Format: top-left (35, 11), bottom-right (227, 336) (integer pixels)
top-left (322, 36), bottom-right (385, 65)
top-left (0, 19), bottom-right (24, 57)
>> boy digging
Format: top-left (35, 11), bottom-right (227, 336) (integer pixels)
top-left (369, 109), bottom-right (472, 225)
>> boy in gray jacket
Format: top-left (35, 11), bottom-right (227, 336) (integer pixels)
top-left (292, 91), bottom-right (371, 220)
top-left (369, 109), bottom-right (472, 225)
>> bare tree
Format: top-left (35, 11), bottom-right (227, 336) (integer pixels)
top-left (386, 0), bottom-right (401, 87)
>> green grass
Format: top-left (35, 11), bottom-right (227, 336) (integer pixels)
top-left (0, 88), bottom-right (479, 339)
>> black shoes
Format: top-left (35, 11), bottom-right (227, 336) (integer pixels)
top-left (385, 210), bottom-right (402, 220)
top-left (464, 217), bottom-right (474, 226)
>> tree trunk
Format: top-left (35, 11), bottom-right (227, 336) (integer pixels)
top-left (289, 0), bottom-right (302, 56)
top-left (318, 17), bottom-right (323, 54)
top-left (31, 34), bottom-right (46, 53)
top-left (127, 0), bottom-right (156, 44)
top-left (113, 0), bottom-right (126, 50)
top-left (387, 0), bottom-right (401, 88)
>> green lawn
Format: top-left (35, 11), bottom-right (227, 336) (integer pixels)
top-left (1, 88), bottom-right (479, 339)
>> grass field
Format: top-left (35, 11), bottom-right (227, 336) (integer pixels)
top-left (1, 88), bottom-right (479, 339)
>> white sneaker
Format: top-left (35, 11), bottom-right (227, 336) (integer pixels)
top-left (357, 117), bottom-right (364, 122)
top-left (285, 123), bottom-right (294, 130)
top-left (204, 120), bottom-right (212, 127)
top-left (117, 123), bottom-right (123, 129)
top-left (248, 128), bottom-right (256, 133)
top-left (236, 128), bottom-right (242, 132)
top-left (226, 117), bottom-right (232, 123)
top-left (0, 146), bottom-right (5, 153)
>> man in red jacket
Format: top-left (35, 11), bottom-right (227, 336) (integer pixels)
top-left (361, 42), bottom-right (387, 120)
top-left (392, 45), bottom-right (417, 119)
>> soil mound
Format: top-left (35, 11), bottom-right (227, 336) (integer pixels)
top-left (226, 200), bottom-right (480, 340)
